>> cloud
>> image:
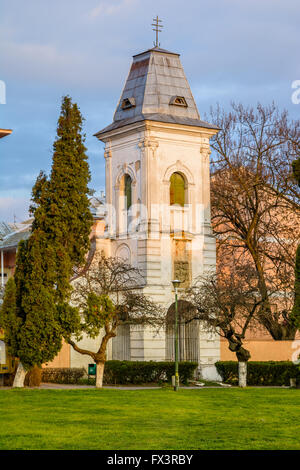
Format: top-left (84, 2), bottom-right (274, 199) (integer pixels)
top-left (1, 39), bottom-right (86, 83)
top-left (0, 36), bottom-right (130, 90)
top-left (0, 196), bottom-right (30, 223)
top-left (0, 173), bottom-right (38, 190)
top-left (1, 0), bottom-right (300, 222)
top-left (88, 0), bottom-right (137, 20)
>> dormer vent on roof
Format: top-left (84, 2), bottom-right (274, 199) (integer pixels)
top-left (169, 96), bottom-right (187, 107)
top-left (94, 47), bottom-right (220, 136)
top-left (112, 48), bottom-right (201, 123)
top-left (121, 97), bottom-right (136, 110)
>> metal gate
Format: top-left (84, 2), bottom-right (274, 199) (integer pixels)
top-left (165, 320), bottom-right (200, 362)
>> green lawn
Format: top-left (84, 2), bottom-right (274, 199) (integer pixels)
top-left (0, 388), bottom-right (299, 450)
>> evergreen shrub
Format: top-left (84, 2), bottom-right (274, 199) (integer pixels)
top-left (42, 361), bottom-right (198, 385)
top-left (42, 367), bottom-right (86, 384)
top-left (103, 361), bottom-right (198, 385)
top-left (216, 361), bottom-right (300, 386)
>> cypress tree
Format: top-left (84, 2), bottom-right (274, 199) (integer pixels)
top-left (0, 278), bottom-right (19, 359)
top-left (0, 96), bottom-right (92, 385)
top-left (31, 96), bottom-right (93, 300)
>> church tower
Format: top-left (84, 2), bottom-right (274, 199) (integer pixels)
top-left (95, 45), bottom-right (220, 379)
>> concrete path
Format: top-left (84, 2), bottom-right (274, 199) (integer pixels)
top-left (0, 382), bottom-right (291, 390)
top-left (1, 383), bottom-right (218, 390)
top-left (40, 383), bottom-right (162, 390)
top-left (39, 384), bottom-right (290, 390)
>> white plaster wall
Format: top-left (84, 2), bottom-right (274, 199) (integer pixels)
top-left (74, 120), bottom-right (221, 373)
top-left (70, 332), bottom-right (113, 371)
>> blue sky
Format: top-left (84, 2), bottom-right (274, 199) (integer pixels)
top-left (0, 0), bottom-right (299, 222)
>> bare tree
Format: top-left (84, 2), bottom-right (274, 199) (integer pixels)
top-left (184, 263), bottom-right (265, 387)
top-left (67, 253), bottom-right (163, 388)
top-left (208, 102), bottom-right (300, 339)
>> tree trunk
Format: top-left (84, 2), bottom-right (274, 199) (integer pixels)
top-left (13, 362), bottom-right (26, 388)
top-left (96, 362), bottom-right (105, 388)
top-left (238, 361), bottom-right (247, 388)
top-left (236, 346), bottom-right (250, 388)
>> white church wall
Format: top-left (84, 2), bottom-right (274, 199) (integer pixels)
top-left (200, 365), bottom-right (222, 382)
top-left (128, 325), bottom-right (166, 362)
top-left (91, 46), bottom-right (222, 376)
top-left (100, 122), bottom-right (220, 371)
top-left (70, 332), bottom-right (113, 371)
top-left (143, 327), bottom-right (166, 361)
top-left (129, 325), bottom-right (145, 361)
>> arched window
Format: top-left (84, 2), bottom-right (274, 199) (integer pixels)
top-left (120, 173), bottom-right (132, 211)
top-left (119, 174), bottom-right (132, 233)
top-left (170, 172), bottom-right (185, 206)
top-left (124, 174), bottom-right (132, 211)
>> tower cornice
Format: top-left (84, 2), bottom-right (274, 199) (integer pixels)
top-left (96, 119), bottom-right (219, 143)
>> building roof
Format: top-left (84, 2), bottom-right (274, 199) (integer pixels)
top-left (0, 222), bottom-right (14, 240)
top-left (132, 46), bottom-right (180, 58)
top-left (95, 47), bottom-right (219, 138)
top-left (0, 222), bottom-right (32, 250)
top-left (0, 197), bottom-right (106, 250)
top-left (89, 195), bottom-right (106, 219)
top-left (96, 113), bottom-right (219, 135)
top-left (0, 129), bottom-right (12, 139)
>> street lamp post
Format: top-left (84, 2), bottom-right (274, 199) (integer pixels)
top-left (172, 279), bottom-right (181, 391)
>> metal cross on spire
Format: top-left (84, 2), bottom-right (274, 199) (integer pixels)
top-left (152, 16), bottom-right (163, 47)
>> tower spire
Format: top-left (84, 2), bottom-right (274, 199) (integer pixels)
top-left (152, 16), bottom-right (163, 47)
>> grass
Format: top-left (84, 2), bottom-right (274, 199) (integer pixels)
top-left (0, 388), bottom-right (299, 450)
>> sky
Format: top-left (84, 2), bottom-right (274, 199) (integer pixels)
top-left (0, 0), bottom-right (299, 222)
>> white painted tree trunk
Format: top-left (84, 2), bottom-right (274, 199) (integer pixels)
top-left (13, 362), bottom-right (26, 388)
top-left (238, 361), bottom-right (247, 387)
top-left (96, 362), bottom-right (105, 388)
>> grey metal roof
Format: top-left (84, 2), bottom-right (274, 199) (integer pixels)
top-left (0, 196), bottom-right (105, 250)
top-left (96, 113), bottom-right (219, 135)
top-left (132, 46), bottom-right (180, 58)
top-left (0, 222), bottom-right (13, 240)
top-left (89, 196), bottom-right (106, 219)
top-left (95, 47), bottom-right (218, 138)
top-left (0, 221), bottom-right (33, 244)
top-left (0, 226), bottom-right (31, 250)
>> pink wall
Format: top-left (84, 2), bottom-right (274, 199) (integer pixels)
top-left (43, 341), bottom-right (70, 368)
top-left (221, 339), bottom-right (300, 362)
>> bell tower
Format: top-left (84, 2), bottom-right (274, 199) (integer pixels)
top-left (95, 45), bottom-right (221, 379)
